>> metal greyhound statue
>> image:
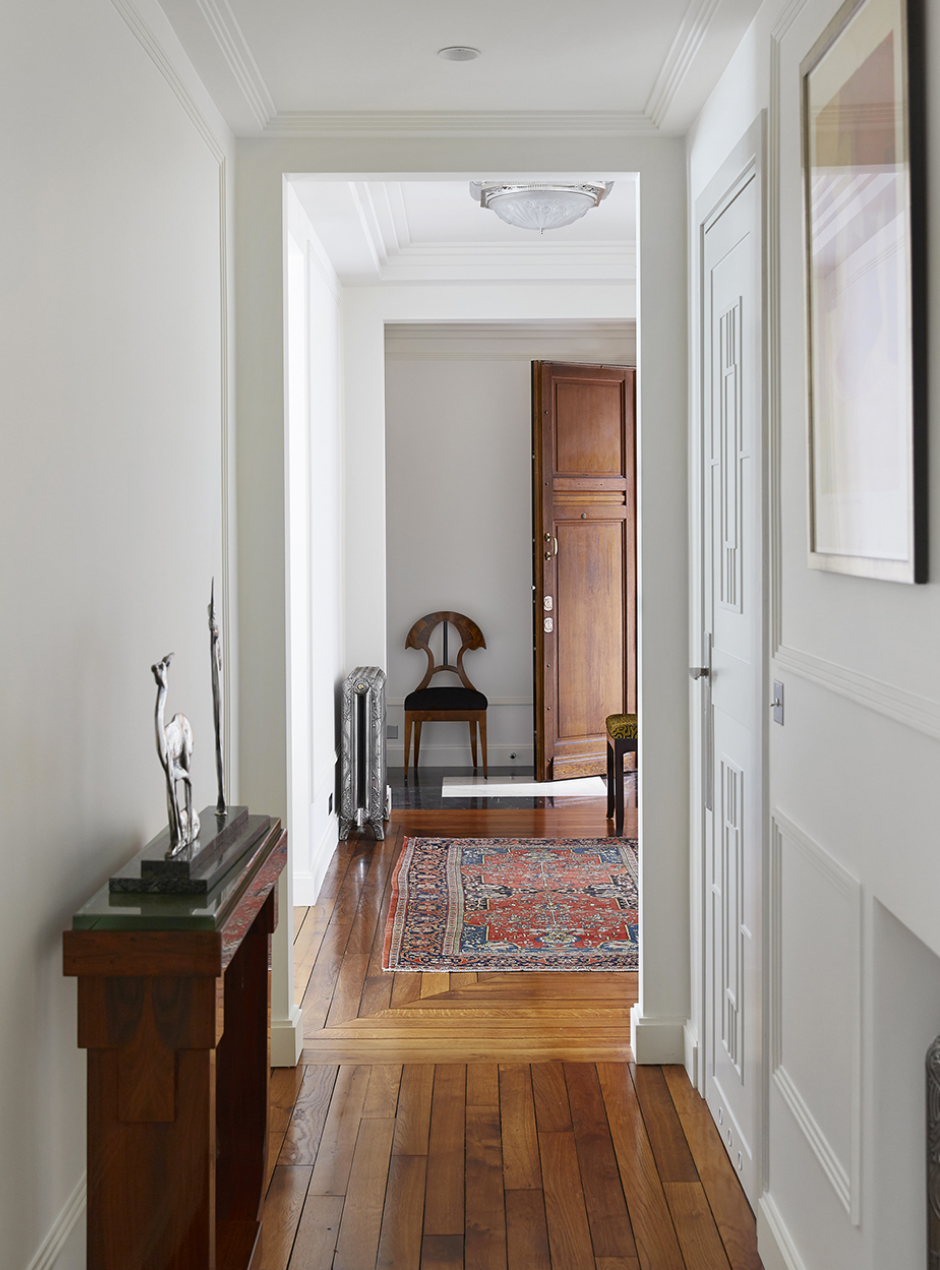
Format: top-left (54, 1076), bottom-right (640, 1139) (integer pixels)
top-left (151, 653), bottom-right (200, 851)
top-left (208, 579), bottom-right (226, 816)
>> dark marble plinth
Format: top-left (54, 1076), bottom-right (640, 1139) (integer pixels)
top-left (109, 806), bottom-right (271, 895)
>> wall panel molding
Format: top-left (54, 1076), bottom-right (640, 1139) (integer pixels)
top-left (773, 644), bottom-right (940, 741)
top-left (770, 811), bottom-right (861, 1223)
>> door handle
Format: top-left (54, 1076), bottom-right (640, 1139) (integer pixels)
top-left (690, 666), bottom-right (710, 680)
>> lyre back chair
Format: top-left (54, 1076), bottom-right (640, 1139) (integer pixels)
top-left (404, 611), bottom-right (488, 776)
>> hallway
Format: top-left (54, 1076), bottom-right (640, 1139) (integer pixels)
top-left (258, 801), bottom-right (762, 1269)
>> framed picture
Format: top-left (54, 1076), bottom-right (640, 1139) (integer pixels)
top-left (801, 0), bottom-right (926, 582)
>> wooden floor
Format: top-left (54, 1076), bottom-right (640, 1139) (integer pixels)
top-left (258, 801), bottom-right (763, 1270)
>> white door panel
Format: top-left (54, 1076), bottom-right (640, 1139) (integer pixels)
top-left (702, 172), bottom-right (762, 1209)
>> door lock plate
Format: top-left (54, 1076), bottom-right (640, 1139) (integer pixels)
top-left (543, 617), bottom-right (554, 633)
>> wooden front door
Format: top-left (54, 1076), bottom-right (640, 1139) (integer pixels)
top-left (533, 362), bottom-right (636, 780)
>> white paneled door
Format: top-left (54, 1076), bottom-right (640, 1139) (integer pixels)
top-left (701, 169), bottom-right (763, 1208)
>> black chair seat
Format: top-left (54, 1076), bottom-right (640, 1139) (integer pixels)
top-left (404, 686), bottom-right (487, 712)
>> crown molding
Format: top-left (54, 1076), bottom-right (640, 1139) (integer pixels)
top-left (261, 110), bottom-right (663, 139)
top-left (195, 0), bottom-right (275, 128)
top-left (645, 0), bottom-right (723, 126)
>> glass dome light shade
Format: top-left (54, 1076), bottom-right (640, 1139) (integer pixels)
top-left (475, 182), bottom-right (608, 233)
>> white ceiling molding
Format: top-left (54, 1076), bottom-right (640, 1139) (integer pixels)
top-left (194, 0), bottom-right (275, 128)
top-left (261, 110), bottom-right (660, 139)
top-left (645, 0), bottom-right (723, 127)
top-left (346, 181), bottom-right (635, 281)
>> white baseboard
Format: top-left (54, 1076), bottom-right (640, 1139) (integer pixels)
top-left (386, 742), bottom-right (534, 767)
top-left (630, 1006), bottom-right (687, 1063)
top-left (683, 1021), bottom-right (699, 1086)
top-left (757, 1193), bottom-right (808, 1270)
top-left (271, 1004), bottom-right (304, 1067)
top-left (25, 1173), bottom-right (86, 1270)
top-left (294, 813), bottom-right (339, 905)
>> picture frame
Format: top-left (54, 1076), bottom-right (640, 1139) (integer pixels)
top-left (801, 0), bottom-right (926, 583)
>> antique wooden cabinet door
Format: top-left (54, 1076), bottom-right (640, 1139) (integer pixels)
top-left (533, 361), bottom-right (636, 780)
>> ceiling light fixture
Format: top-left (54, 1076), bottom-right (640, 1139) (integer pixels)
top-left (437, 46), bottom-right (481, 61)
top-left (470, 181), bottom-right (612, 234)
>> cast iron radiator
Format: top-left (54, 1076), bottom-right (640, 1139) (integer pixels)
top-left (339, 666), bottom-right (389, 840)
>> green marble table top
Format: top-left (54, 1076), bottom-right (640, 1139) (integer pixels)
top-left (72, 814), bottom-right (275, 931)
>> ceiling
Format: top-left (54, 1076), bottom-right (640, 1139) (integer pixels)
top-left (157, 0), bottom-right (764, 137)
top-left (291, 176), bottom-right (638, 284)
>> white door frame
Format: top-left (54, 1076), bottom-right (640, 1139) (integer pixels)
top-left (690, 111), bottom-right (770, 1196)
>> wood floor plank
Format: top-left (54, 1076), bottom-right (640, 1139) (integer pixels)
top-left (270, 1065), bottom-right (307, 1135)
top-left (301, 948), bottom-right (345, 1035)
top-left (333, 1117), bottom-right (396, 1270)
top-left (258, 1166), bottom-right (311, 1270)
top-left (596, 1063), bottom-right (685, 1270)
top-left (505, 1190), bottom-right (551, 1270)
top-left (279, 1065), bottom-right (339, 1167)
top-left (661, 1066), bottom-right (763, 1270)
top-left (532, 1062), bottom-right (573, 1133)
top-left (630, 1065), bottom-right (698, 1184)
top-left (308, 1064), bottom-right (372, 1194)
top-left (287, 1194), bottom-right (344, 1270)
top-left (391, 971), bottom-right (424, 1008)
top-left (424, 1064), bottom-right (467, 1236)
top-left (293, 900), bottom-right (338, 1005)
top-left (595, 1260), bottom-right (641, 1269)
top-left (539, 1130), bottom-right (596, 1270)
top-left (377, 1154), bottom-right (428, 1270)
top-left (393, 1064), bottom-right (435, 1156)
top-left (302, 1040), bottom-right (632, 1065)
top-left (363, 1064), bottom-right (403, 1118)
top-left (325, 950), bottom-right (372, 1028)
top-left (466, 1103), bottom-right (508, 1270)
top-left (422, 972), bottom-right (452, 998)
top-left (499, 1065), bottom-right (541, 1190)
top-left (422, 1233), bottom-right (465, 1269)
top-left (265, 1132), bottom-right (285, 1195)
top-left (564, 1063), bottom-right (637, 1259)
top-left (449, 972), bottom-right (478, 988)
top-left (467, 1063), bottom-right (500, 1107)
top-left (663, 1181), bottom-right (733, 1270)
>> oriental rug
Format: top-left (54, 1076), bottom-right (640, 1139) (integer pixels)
top-left (383, 837), bottom-right (638, 971)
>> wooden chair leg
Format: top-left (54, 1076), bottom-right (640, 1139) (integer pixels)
top-left (469, 719), bottom-right (478, 769)
top-left (479, 713), bottom-right (488, 778)
top-left (614, 738), bottom-right (625, 836)
top-left (404, 713), bottom-right (413, 774)
top-left (414, 721), bottom-right (422, 770)
top-left (606, 738), bottom-right (615, 820)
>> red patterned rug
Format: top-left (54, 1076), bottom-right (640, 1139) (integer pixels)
top-left (383, 837), bottom-right (638, 971)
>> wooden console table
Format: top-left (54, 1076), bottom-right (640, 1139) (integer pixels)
top-left (63, 817), bottom-right (287, 1270)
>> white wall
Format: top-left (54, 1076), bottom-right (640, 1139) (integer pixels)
top-left (688, 1), bottom-right (940, 1266)
top-left (385, 356), bottom-right (534, 767)
top-left (384, 324), bottom-right (635, 770)
top-left (285, 190), bottom-right (344, 910)
top-left (0, 0), bottom-right (235, 1264)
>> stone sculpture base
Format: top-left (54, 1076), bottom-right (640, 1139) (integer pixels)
top-left (109, 806), bottom-right (271, 895)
